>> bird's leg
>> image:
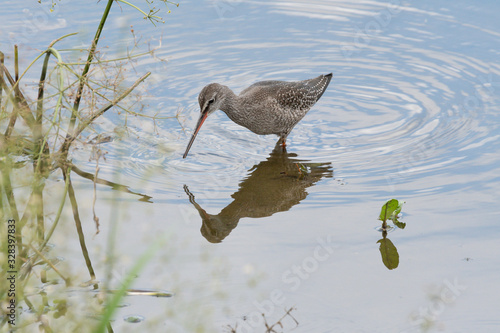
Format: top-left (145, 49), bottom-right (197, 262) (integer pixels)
top-left (277, 136), bottom-right (287, 153)
top-left (280, 136), bottom-right (286, 148)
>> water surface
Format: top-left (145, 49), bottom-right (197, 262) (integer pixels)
top-left (2, 0), bottom-right (499, 332)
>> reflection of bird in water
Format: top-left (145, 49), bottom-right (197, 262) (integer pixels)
top-left (183, 73), bottom-right (332, 158)
top-left (183, 143), bottom-right (333, 243)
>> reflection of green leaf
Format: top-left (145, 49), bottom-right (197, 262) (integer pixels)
top-left (377, 238), bottom-right (399, 270)
top-left (379, 199), bottom-right (405, 222)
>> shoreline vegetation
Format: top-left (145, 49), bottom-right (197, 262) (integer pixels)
top-left (1, 1), bottom-right (178, 331)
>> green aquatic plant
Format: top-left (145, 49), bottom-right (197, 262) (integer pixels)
top-left (377, 199), bottom-right (406, 270)
top-left (378, 198), bottom-right (405, 227)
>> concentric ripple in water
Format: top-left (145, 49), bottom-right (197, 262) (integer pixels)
top-left (92, 0), bottom-right (500, 206)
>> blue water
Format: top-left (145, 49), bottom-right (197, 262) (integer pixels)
top-left (1, 1), bottom-right (499, 332)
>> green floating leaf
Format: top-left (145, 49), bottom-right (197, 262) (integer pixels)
top-left (379, 199), bottom-right (405, 222)
top-left (377, 238), bottom-right (399, 270)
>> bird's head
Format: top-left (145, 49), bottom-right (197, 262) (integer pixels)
top-left (183, 83), bottom-right (227, 158)
top-left (198, 83), bottom-right (225, 116)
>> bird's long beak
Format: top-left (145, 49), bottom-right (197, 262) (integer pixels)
top-left (183, 111), bottom-right (209, 158)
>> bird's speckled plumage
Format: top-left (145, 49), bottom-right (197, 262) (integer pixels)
top-left (183, 73), bottom-right (332, 158)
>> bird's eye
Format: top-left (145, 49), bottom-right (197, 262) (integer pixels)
top-left (208, 98), bottom-right (215, 104)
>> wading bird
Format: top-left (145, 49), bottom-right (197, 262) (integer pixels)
top-left (183, 73), bottom-right (332, 158)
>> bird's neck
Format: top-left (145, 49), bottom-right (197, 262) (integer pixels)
top-left (219, 87), bottom-right (245, 125)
